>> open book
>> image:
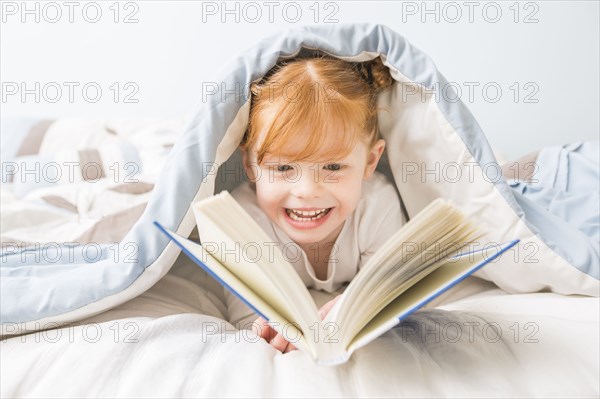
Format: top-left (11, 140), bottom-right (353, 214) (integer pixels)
top-left (154, 192), bottom-right (519, 366)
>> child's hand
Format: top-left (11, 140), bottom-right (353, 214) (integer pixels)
top-left (251, 294), bottom-right (342, 354)
top-left (318, 294), bottom-right (342, 320)
top-left (251, 315), bottom-right (297, 353)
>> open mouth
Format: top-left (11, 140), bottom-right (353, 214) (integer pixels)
top-left (285, 207), bottom-right (332, 222)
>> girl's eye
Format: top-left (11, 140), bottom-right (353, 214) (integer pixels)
top-left (324, 163), bottom-right (342, 171)
top-left (276, 165), bottom-right (293, 172)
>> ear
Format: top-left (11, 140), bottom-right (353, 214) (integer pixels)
top-left (363, 139), bottom-right (386, 180)
top-left (241, 147), bottom-right (257, 182)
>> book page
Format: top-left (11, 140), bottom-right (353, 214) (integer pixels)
top-left (161, 226), bottom-right (315, 358)
top-left (331, 199), bottom-right (480, 344)
top-left (346, 246), bottom-right (493, 352)
top-left (192, 191), bottom-right (321, 337)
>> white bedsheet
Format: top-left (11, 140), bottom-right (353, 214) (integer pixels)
top-left (2, 257), bottom-right (598, 398)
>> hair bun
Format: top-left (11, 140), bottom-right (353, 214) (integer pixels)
top-left (367, 57), bottom-right (394, 91)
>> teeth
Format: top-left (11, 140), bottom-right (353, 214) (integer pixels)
top-left (297, 208), bottom-right (326, 216)
top-left (286, 208), bottom-right (330, 221)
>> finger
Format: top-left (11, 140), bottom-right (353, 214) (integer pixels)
top-left (318, 300), bottom-right (336, 319)
top-left (251, 317), bottom-right (259, 332)
top-left (251, 316), bottom-right (265, 337)
top-left (252, 317), bottom-right (276, 341)
top-left (283, 341), bottom-right (297, 353)
top-left (269, 333), bottom-right (290, 353)
top-left (319, 295), bottom-right (342, 319)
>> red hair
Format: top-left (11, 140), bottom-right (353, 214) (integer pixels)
top-left (240, 52), bottom-right (394, 165)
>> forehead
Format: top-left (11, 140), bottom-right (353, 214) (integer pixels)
top-left (259, 124), bottom-right (362, 161)
top-left (290, 125), bottom-right (346, 149)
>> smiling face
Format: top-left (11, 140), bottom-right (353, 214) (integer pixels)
top-left (242, 125), bottom-right (385, 248)
top-left (239, 55), bottom-right (391, 250)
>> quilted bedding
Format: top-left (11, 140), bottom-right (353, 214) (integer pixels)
top-left (1, 23), bottom-right (598, 397)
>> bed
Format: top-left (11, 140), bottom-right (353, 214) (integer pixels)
top-left (1, 23), bottom-right (598, 397)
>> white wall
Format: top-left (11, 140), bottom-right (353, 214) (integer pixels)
top-left (1, 0), bottom-right (598, 159)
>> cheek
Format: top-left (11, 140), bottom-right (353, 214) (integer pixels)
top-left (347, 188), bottom-right (363, 211)
top-left (255, 181), bottom-right (285, 214)
top-left (334, 179), bottom-right (363, 212)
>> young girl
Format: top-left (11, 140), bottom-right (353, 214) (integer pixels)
top-left (226, 51), bottom-right (406, 353)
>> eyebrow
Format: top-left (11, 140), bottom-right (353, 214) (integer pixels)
top-left (261, 152), bottom-right (351, 164)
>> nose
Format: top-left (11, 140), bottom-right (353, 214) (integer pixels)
top-left (290, 167), bottom-right (323, 199)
